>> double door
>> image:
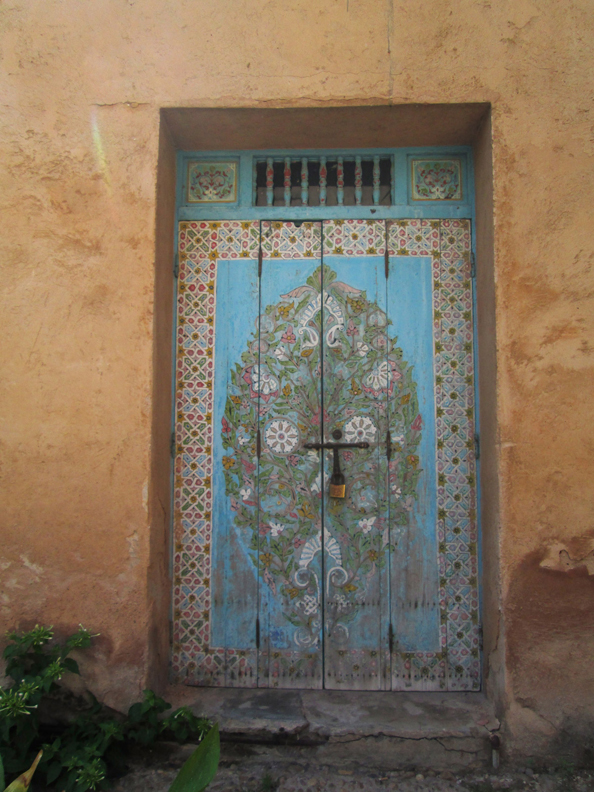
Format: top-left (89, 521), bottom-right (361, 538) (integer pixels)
top-left (172, 219), bottom-right (480, 691)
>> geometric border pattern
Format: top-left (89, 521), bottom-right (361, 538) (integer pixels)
top-left (171, 218), bottom-right (479, 691)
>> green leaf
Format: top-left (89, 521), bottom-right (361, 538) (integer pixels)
top-left (46, 760), bottom-right (62, 785)
top-left (168, 724), bottom-right (220, 792)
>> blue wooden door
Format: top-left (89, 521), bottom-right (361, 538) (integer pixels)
top-left (172, 218), bottom-right (480, 691)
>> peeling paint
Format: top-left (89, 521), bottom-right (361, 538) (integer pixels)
top-left (540, 542), bottom-right (594, 575)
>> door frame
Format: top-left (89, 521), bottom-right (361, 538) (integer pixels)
top-left (169, 146), bottom-right (482, 691)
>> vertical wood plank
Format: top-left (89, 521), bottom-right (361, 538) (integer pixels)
top-left (258, 221), bottom-right (324, 689)
top-left (173, 220), bottom-right (260, 689)
top-left (321, 221), bottom-right (388, 690)
top-left (387, 220), bottom-right (444, 692)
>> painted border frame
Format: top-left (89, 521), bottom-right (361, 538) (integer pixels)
top-left (170, 218), bottom-right (480, 691)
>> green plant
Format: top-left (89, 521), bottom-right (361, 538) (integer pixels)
top-left (260, 773), bottom-right (278, 792)
top-left (0, 626), bottom-right (216, 792)
top-left (0, 749), bottom-right (42, 792)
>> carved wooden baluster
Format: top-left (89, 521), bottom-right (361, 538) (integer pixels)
top-left (337, 156), bottom-right (344, 205)
top-left (301, 157), bottom-right (308, 206)
top-left (319, 156), bottom-right (327, 206)
top-left (373, 156), bottom-right (380, 206)
top-left (355, 156), bottom-right (362, 205)
top-left (284, 157), bottom-right (291, 207)
top-left (266, 157), bottom-right (274, 207)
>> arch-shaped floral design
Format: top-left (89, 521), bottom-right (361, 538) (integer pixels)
top-left (221, 265), bottom-right (422, 648)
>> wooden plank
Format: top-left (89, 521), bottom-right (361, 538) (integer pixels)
top-left (258, 221), bottom-right (324, 689)
top-left (321, 220), bottom-right (389, 690)
top-left (386, 221), bottom-right (444, 691)
top-left (173, 220), bottom-right (260, 688)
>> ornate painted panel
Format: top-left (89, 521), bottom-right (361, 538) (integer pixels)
top-left (171, 218), bottom-right (480, 691)
top-left (411, 159), bottom-right (463, 201)
top-left (187, 161), bottom-right (238, 203)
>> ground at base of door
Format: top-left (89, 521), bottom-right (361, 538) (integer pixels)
top-left (110, 755), bottom-right (593, 792)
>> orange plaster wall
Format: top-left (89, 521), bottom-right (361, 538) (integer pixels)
top-left (1, 0), bottom-right (593, 752)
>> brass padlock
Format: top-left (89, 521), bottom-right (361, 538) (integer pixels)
top-left (329, 481), bottom-right (346, 498)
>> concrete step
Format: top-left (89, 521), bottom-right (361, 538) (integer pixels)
top-left (166, 687), bottom-right (500, 771)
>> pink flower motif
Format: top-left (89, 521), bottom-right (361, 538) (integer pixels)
top-left (281, 325), bottom-right (296, 344)
top-left (294, 538), bottom-right (306, 549)
top-left (412, 414), bottom-right (423, 431)
top-left (244, 461), bottom-right (256, 475)
top-left (221, 417), bottom-right (231, 434)
top-left (342, 451), bottom-right (354, 463)
top-left (346, 319), bottom-right (357, 337)
top-left (287, 454), bottom-right (299, 467)
top-left (311, 409), bottom-right (330, 426)
top-left (259, 523), bottom-right (271, 536)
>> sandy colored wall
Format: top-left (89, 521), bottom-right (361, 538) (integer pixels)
top-left (1, 0), bottom-right (593, 755)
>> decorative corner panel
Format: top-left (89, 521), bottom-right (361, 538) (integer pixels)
top-left (411, 159), bottom-right (463, 202)
top-left (187, 161), bottom-right (238, 204)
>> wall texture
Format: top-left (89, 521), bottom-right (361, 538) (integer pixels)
top-left (1, 0), bottom-right (593, 757)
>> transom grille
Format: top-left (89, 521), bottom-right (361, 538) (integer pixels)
top-left (254, 156), bottom-right (393, 207)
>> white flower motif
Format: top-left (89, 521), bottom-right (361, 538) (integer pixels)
top-left (240, 487), bottom-right (252, 501)
top-left (362, 361), bottom-right (401, 396)
top-left (358, 516), bottom-right (376, 534)
top-left (355, 342), bottom-right (369, 357)
top-left (391, 485), bottom-right (402, 498)
top-left (344, 415), bottom-right (377, 444)
top-left (264, 419), bottom-right (299, 454)
top-left (273, 346), bottom-right (289, 362)
top-left (270, 521), bottom-right (284, 537)
top-left (237, 435), bottom-right (250, 446)
top-left (251, 365), bottom-right (280, 396)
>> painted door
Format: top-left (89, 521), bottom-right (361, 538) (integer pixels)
top-left (171, 218), bottom-right (480, 691)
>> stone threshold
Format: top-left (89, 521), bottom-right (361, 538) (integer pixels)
top-left (165, 687), bottom-right (500, 771)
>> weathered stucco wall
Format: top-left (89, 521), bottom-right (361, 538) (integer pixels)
top-left (1, 0), bottom-right (593, 756)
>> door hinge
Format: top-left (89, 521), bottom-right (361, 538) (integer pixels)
top-left (386, 429), bottom-right (392, 461)
top-left (388, 623), bottom-right (394, 654)
top-left (474, 433), bottom-right (480, 460)
top-left (173, 252), bottom-right (179, 279)
top-left (470, 251), bottom-right (476, 279)
top-left (256, 428), bottom-right (261, 458)
top-left (255, 617), bottom-right (260, 649)
top-left (258, 244), bottom-right (263, 277)
top-left (478, 624), bottom-right (484, 652)
top-left (170, 431), bottom-right (176, 458)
